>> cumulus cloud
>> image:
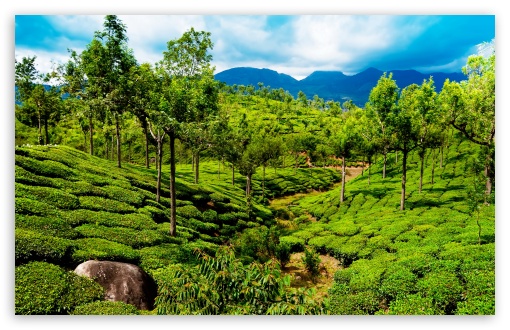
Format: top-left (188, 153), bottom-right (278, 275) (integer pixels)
top-left (14, 15), bottom-right (495, 79)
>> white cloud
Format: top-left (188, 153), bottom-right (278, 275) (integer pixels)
top-left (118, 15), bottom-right (207, 64)
top-left (15, 47), bottom-right (70, 78)
top-left (48, 15), bottom-right (103, 38)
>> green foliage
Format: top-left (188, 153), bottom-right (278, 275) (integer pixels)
top-left (74, 224), bottom-right (167, 248)
top-left (78, 196), bottom-right (136, 213)
top-left (15, 261), bottom-right (103, 315)
top-left (71, 301), bottom-right (140, 315)
top-left (15, 214), bottom-right (77, 239)
top-left (176, 205), bottom-right (203, 220)
top-left (302, 246), bottom-right (321, 278)
top-left (15, 228), bottom-right (74, 266)
top-left (72, 238), bottom-right (140, 264)
top-left (384, 294), bottom-right (439, 315)
top-left (233, 225), bottom-right (280, 263)
top-left (16, 183), bottom-right (80, 210)
top-left (154, 246), bottom-right (326, 315)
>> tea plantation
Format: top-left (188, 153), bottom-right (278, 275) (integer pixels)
top-left (279, 135), bottom-right (495, 315)
top-left (14, 144), bottom-right (340, 315)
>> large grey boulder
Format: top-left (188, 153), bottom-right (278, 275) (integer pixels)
top-left (74, 260), bottom-right (157, 310)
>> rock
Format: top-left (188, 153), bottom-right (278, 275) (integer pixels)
top-left (74, 260), bottom-right (157, 310)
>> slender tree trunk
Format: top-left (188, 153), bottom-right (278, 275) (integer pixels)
top-left (395, 150), bottom-right (398, 165)
top-left (383, 152), bottom-right (387, 179)
top-left (89, 116), bottom-right (94, 155)
top-left (111, 135), bottom-right (114, 161)
top-left (340, 156), bottom-right (346, 203)
top-left (143, 120), bottom-right (149, 169)
top-left (83, 131), bottom-right (87, 151)
top-left (44, 118), bottom-right (49, 145)
top-left (156, 139), bottom-right (163, 203)
top-left (431, 148), bottom-right (436, 184)
top-left (169, 131), bottom-right (177, 237)
top-left (362, 160), bottom-right (365, 176)
top-left (218, 159), bottom-right (221, 179)
top-left (194, 152), bottom-right (200, 184)
top-left (105, 135), bottom-right (109, 160)
top-left (485, 153), bottom-right (493, 196)
top-left (262, 165), bottom-right (266, 201)
top-left (440, 145), bottom-right (444, 168)
top-left (246, 174), bottom-right (252, 198)
top-left (115, 115), bottom-right (121, 168)
top-left (368, 159), bottom-right (371, 185)
top-left (37, 114), bottom-right (43, 145)
top-left (191, 154), bottom-right (195, 174)
top-left (400, 149), bottom-right (408, 211)
top-left (419, 152), bottom-right (425, 193)
top-left (232, 164), bottom-right (235, 186)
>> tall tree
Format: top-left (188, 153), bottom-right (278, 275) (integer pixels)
top-left (159, 27), bottom-right (215, 237)
top-left (330, 110), bottom-right (360, 204)
top-left (366, 73), bottom-right (399, 179)
top-left (441, 52), bottom-right (495, 196)
top-left (81, 15), bottom-right (137, 168)
top-left (128, 63), bottom-right (160, 168)
top-left (15, 56), bottom-right (62, 145)
top-left (414, 78), bottom-right (441, 193)
top-left (392, 84), bottom-right (421, 211)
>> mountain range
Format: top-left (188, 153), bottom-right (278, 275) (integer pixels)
top-left (214, 67), bottom-right (466, 106)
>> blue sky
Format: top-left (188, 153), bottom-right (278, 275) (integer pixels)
top-left (15, 15), bottom-right (494, 80)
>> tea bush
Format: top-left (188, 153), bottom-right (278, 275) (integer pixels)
top-left (71, 301), bottom-right (140, 315)
top-left (78, 196), bottom-right (136, 214)
top-left (15, 228), bottom-right (74, 266)
top-left (15, 261), bottom-right (103, 315)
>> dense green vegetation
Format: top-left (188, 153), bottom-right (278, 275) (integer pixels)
top-left (14, 16), bottom-right (495, 315)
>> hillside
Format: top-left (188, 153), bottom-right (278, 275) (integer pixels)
top-left (14, 144), bottom-right (341, 314)
top-left (215, 67), bottom-right (465, 105)
top-left (277, 134), bottom-right (495, 315)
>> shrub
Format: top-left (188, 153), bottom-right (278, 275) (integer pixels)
top-left (15, 214), bottom-right (78, 239)
top-left (16, 155), bottom-right (77, 179)
top-left (59, 180), bottom-right (107, 197)
top-left (78, 196), bottom-right (136, 214)
top-left (139, 205), bottom-right (168, 223)
top-left (275, 242), bottom-right (292, 267)
top-left (384, 294), bottom-right (439, 315)
top-left (74, 224), bottom-right (166, 249)
top-left (15, 261), bottom-right (103, 315)
top-left (209, 192), bottom-right (230, 203)
top-left (416, 270), bottom-right (463, 314)
top-left (187, 218), bottom-right (219, 233)
top-left (202, 209), bottom-right (219, 224)
top-left (71, 301), bottom-right (140, 315)
top-left (15, 228), bottom-right (74, 266)
top-left (379, 265), bottom-right (417, 301)
top-left (176, 205), bottom-right (203, 220)
top-left (302, 246), bottom-right (321, 278)
top-left (15, 197), bottom-right (59, 217)
top-left (280, 236), bottom-right (305, 253)
top-left (15, 183), bottom-right (80, 210)
top-left (15, 165), bottom-right (54, 187)
top-left (100, 185), bottom-right (144, 207)
top-left (72, 238), bottom-right (140, 264)
top-left (139, 243), bottom-right (200, 272)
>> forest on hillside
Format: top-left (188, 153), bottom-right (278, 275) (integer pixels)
top-left (15, 16), bottom-right (495, 315)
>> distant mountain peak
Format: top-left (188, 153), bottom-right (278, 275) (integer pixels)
top-left (214, 66), bottom-right (464, 106)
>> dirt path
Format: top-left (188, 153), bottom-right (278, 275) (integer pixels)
top-left (268, 166), bottom-right (367, 298)
top-left (282, 252), bottom-right (343, 301)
